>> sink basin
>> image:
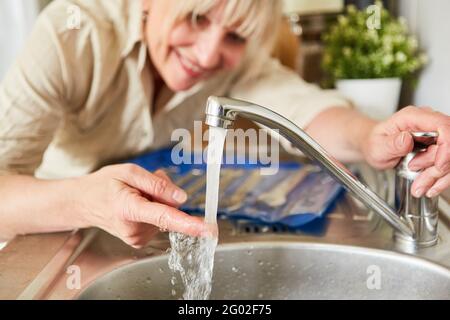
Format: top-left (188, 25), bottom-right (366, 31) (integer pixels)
top-left (77, 242), bottom-right (450, 300)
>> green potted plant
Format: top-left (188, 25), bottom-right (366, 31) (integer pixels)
top-left (322, 2), bottom-right (427, 120)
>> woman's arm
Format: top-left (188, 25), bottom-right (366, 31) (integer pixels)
top-left (0, 175), bottom-right (83, 240)
top-left (306, 106), bottom-right (450, 197)
top-left (0, 165), bottom-right (208, 246)
top-left (305, 106), bottom-right (377, 163)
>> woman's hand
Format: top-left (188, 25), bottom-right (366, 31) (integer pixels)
top-left (75, 164), bottom-right (208, 248)
top-left (363, 106), bottom-right (450, 198)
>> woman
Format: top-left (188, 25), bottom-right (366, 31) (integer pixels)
top-left (0, 0), bottom-right (448, 247)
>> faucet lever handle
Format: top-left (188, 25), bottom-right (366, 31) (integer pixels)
top-left (411, 131), bottom-right (438, 151)
top-left (399, 132), bottom-right (439, 175)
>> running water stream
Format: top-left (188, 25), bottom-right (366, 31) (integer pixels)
top-left (168, 127), bottom-right (227, 300)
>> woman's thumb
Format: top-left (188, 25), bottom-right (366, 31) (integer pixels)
top-left (390, 131), bottom-right (414, 157)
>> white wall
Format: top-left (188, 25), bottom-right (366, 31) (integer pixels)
top-left (283, 0), bottom-right (343, 14)
top-left (398, 0), bottom-right (450, 114)
top-left (0, 0), bottom-right (40, 81)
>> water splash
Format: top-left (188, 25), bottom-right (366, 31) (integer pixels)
top-left (168, 232), bottom-right (218, 300)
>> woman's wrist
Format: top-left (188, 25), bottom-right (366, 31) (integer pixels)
top-left (353, 114), bottom-right (379, 163)
top-left (59, 176), bottom-right (93, 230)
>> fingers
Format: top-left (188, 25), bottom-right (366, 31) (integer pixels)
top-left (408, 124), bottom-right (450, 197)
top-left (435, 124), bottom-right (450, 173)
top-left (409, 145), bottom-right (438, 171)
top-left (122, 224), bottom-right (160, 249)
top-left (119, 164), bottom-right (187, 207)
top-left (368, 107), bottom-right (449, 170)
top-left (393, 108), bottom-right (449, 173)
top-left (426, 173), bottom-right (450, 198)
top-left (412, 165), bottom-right (450, 198)
top-left (127, 196), bottom-right (208, 237)
top-left (371, 107), bottom-right (449, 197)
top-left (391, 106), bottom-right (449, 132)
top-left (116, 222), bottom-right (159, 249)
top-left (389, 131), bottom-right (415, 158)
top-left (369, 131), bottom-right (414, 169)
top-left (154, 169), bottom-right (172, 182)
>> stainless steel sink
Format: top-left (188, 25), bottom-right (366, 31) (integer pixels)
top-left (77, 242), bottom-right (450, 300)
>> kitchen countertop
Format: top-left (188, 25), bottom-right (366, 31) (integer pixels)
top-left (0, 232), bottom-right (72, 299)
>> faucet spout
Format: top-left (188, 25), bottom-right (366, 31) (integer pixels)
top-left (205, 96), bottom-right (415, 238)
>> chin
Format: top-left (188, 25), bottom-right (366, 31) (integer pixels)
top-left (165, 76), bottom-right (198, 92)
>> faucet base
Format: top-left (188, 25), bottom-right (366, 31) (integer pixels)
top-left (394, 232), bottom-right (439, 253)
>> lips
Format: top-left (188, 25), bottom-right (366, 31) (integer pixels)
top-left (174, 50), bottom-right (204, 78)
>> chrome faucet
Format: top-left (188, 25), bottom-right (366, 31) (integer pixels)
top-left (205, 96), bottom-right (439, 248)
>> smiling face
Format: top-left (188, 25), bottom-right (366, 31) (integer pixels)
top-left (143, 0), bottom-right (272, 92)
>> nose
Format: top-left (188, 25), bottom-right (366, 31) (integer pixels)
top-left (195, 26), bottom-right (224, 69)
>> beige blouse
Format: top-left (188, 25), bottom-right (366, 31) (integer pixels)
top-left (0, 0), bottom-right (350, 179)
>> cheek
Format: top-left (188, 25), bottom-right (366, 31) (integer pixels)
top-left (146, 20), bottom-right (167, 71)
top-left (168, 22), bottom-right (196, 47)
top-left (222, 46), bottom-right (247, 70)
top-left (145, 0), bottom-right (180, 66)
top-left (163, 23), bottom-right (197, 73)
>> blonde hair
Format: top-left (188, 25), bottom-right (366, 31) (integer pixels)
top-left (161, 0), bottom-right (283, 83)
